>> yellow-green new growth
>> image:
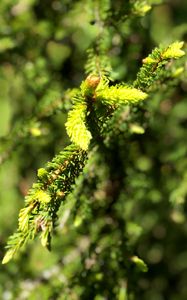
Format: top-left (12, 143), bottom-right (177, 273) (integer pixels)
top-left (131, 255), bottom-right (148, 272)
top-left (33, 190), bottom-right (51, 203)
top-left (37, 168), bottom-right (48, 180)
top-left (65, 103), bottom-right (92, 151)
top-left (2, 236), bottom-right (25, 265)
top-left (134, 40), bottom-right (185, 89)
top-left (18, 206), bottom-right (33, 232)
top-left (18, 191), bottom-right (51, 234)
top-left (95, 85), bottom-right (148, 106)
top-left (66, 76), bottom-right (147, 151)
top-left (162, 41), bottom-right (185, 59)
top-left (132, 1), bottom-right (151, 16)
top-left (2, 145), bottom-right (87, 264)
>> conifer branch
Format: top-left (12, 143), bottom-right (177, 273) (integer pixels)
top-left (2, 144), bottom-right (87, 264)
top-left (2, 70), bottom-right (148, 264)
top-left (2, 2), bottom-right (186, 269)
top-left (1, 1), bottom-right (187, 298)
top-left (134, 41), bottom-right (185, 91)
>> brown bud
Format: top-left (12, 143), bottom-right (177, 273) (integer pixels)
top-left (85, 75), bottom-right (100, 90)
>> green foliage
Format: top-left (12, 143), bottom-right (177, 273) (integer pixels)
top-left (66, 75), bottom-right (148, 150)
top-left (65, 103), bottom-right (91, 150)
top-left (0, 0), bottom-right (187, 299)
top-left (96, 83), bottom-right (148, 106)
top-left (3, 145), bottom-right (87, 264)
top-left (134, 41), bottom-right (185, 90)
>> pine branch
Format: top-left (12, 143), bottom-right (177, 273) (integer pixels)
top-left (2, 21), bottom-right (185, 268)
top-left (134, 41), bottom-right (185, 91)
top-left (2, 69), bottom-right (148, 264)
top-left (2, 144), bottom-right (87, 264)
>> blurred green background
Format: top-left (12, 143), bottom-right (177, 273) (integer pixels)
top-left (0, 0), bottom-right (187, 299)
